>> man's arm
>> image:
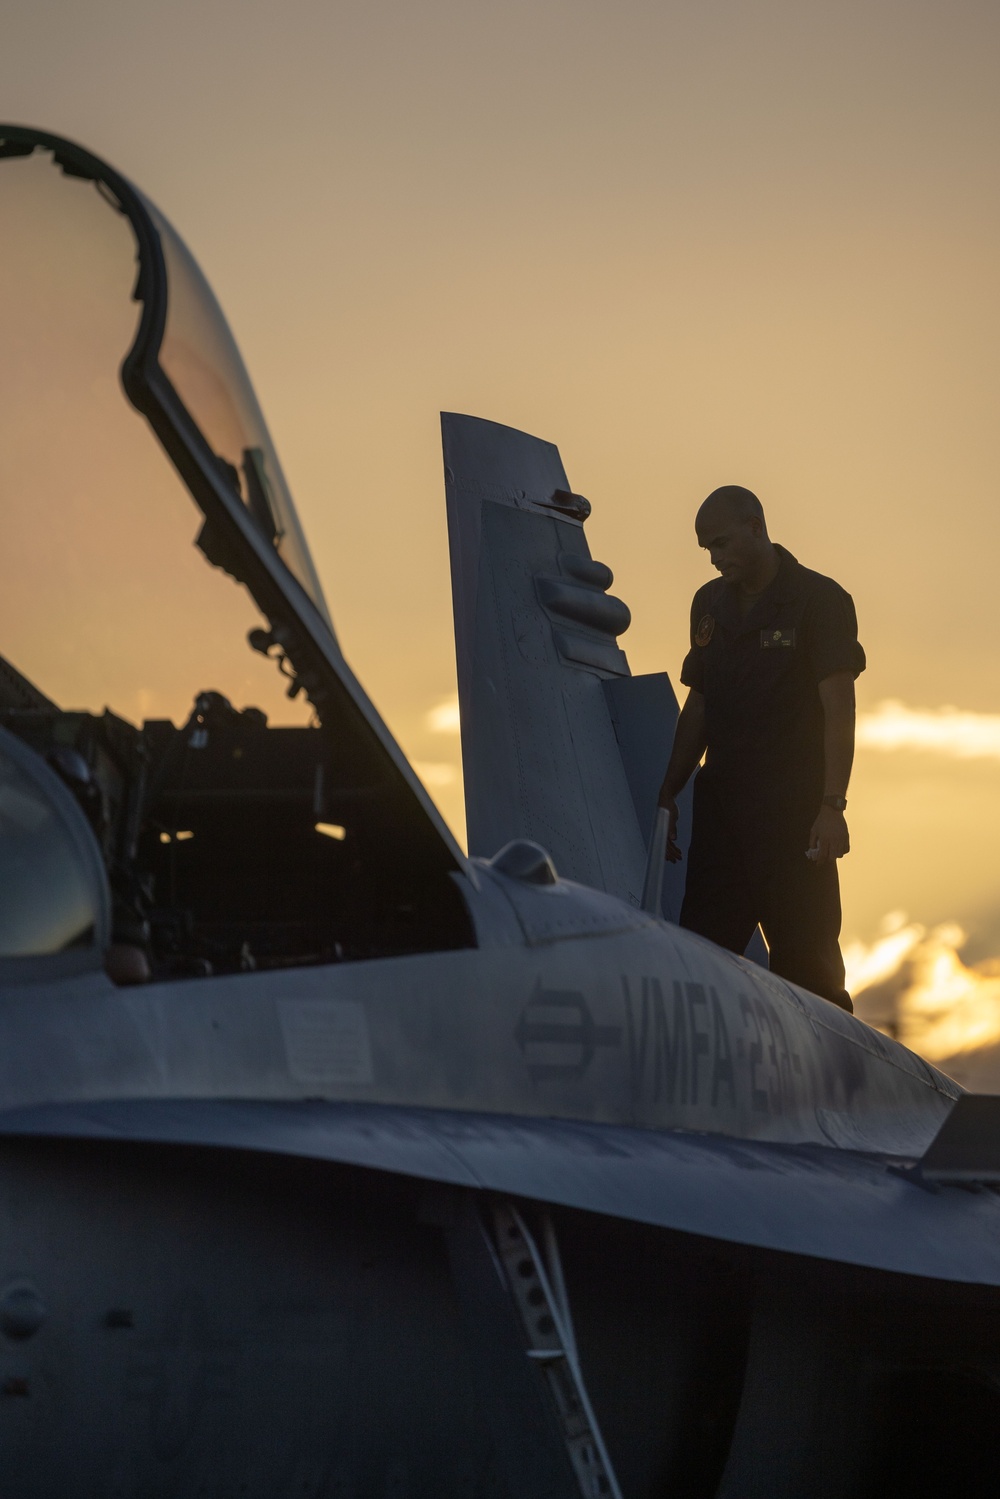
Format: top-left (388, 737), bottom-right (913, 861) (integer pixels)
top-left (808, 671), bottom-right (856, 865)
top-left (657, 688), bottom-right (707, 863)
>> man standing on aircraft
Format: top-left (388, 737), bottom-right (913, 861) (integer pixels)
top-left (657, 486), bottom-right (864, 1012)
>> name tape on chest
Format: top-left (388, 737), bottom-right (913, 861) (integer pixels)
top-left (760, 627), bottom-right (797, 650)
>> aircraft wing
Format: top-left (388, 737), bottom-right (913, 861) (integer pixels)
top-left (3, 1096), bottom-right (1000, 1287)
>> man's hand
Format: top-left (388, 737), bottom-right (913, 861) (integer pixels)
top-left (656, 689), bottom-right (706, 866)
top-left (658, 794), bottom-right (684, 863)
top-left (807, 805), bottom-right (850, 865)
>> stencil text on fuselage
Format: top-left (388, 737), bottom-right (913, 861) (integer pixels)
top-left (621, 977), bottom-right (802, 1115)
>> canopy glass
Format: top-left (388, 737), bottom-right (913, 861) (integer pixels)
top-left (0, 146), bottom-right (314, 729)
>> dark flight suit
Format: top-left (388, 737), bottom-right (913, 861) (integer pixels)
top-left (678, 545), bottom-right (865, 1011)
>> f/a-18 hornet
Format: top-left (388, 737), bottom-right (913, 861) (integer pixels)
top-left (1, 126), bottom-right (999, 1499)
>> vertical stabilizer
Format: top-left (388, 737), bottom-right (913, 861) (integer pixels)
top-left (442, 413), bottom-right (690, 915)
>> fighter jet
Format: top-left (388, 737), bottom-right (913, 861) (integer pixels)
top-left (1, 125), bottom-right (999, 1499)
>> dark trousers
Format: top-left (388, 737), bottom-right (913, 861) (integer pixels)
top-left (679, 777), bottom-right (852, 1012)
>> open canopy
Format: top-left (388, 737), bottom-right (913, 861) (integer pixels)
top-left (0, 124), bottom-right (466, 872)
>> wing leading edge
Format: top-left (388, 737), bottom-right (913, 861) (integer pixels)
top-left (4, 1097), bottom-right (999, 1287)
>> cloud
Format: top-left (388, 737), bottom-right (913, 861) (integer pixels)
top-left (426, 695), bottom-right (1000, 758)
top-left (857, 701), bottom-right (1000, 760)
top-left (843, 910), bottom-right (925, 993)
top-left (847, 912), bottom-right (1000, 1065)
top-left (425, 695), bottom-right (461, 735)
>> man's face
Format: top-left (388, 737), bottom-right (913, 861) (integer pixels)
top-left (695, 507), bottom-right (762, 585)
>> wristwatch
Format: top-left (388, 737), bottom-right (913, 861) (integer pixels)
top-left (822, 794), bottom-right (848, 812)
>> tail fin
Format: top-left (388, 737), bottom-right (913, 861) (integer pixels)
top-left (443, 413), bottom-right (690, 916)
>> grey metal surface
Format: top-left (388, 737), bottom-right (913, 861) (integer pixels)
top-left (640, 807), bottom-right (670, 915)
top-left (0, 868), bottom-right (957, 1155)
top-left (713, 1277), bottom-right (870, 1499)
top-left (3, 1098), bottom-right (1000, 1286)
top-left (0, 1137), bottom-right (508, 1497)
top-left (919, 1093), bottom-right (1000, 1182)
top-left (443, 413), bottom-right (651, 900)
top-left (603, 674), bottom-right (691, 922)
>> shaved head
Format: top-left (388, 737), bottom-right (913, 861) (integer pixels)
top-left (697, 485), bottom-right (765, 529)
top-left (695, 484), bottom-right (775, 593)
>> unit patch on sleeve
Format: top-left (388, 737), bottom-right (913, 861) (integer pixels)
top-left (760, 628), bottom-right (797, 649)
top-left (695, 614), bottom-right (715, 647)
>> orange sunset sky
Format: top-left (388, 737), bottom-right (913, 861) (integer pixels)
top-left (2, 0), bottom-right (1000, 1002)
